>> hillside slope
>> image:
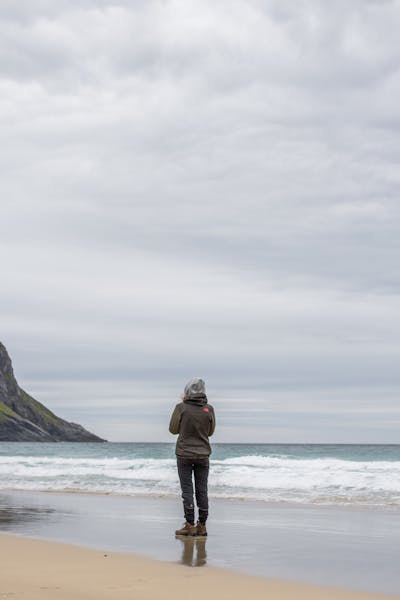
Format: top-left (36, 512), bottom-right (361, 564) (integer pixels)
top-left (0, 342), bottom-right (105, 442)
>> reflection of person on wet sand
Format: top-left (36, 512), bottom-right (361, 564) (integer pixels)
top-left (177, 537), bottom-right (207, 567)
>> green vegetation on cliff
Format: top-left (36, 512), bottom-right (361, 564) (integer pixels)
top-left (19, 389), bottom-right (60, 426)
top-left (0, 401), bottom-right (18, 422)
top-left (0, 341), bottom-right (105, 442)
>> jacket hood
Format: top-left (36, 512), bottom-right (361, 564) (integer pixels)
top-left (183, 378), bottom-right (207, 403)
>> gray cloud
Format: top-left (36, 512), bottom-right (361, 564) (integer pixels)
top-left (1, 0), bottom-right (399, 441)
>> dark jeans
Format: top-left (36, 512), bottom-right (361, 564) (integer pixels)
top-left (177, 457), bottom-right (209, 525)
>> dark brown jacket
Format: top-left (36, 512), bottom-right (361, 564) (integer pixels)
top-left (169, 396), bottom-right (216, 458)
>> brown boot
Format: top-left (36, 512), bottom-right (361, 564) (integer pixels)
top-left (196, 521), bottom-right (207, 537)
top-left (175, 521), bottom-right (197, 536)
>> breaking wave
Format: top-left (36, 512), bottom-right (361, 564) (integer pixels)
top-left (1, 448), bottom-right (399, 506)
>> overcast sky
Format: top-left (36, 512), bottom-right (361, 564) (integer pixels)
top-left (1, 0), bottom-right (400, 443)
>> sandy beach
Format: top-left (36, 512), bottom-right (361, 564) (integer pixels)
top-left (1, 533), bottom-right (398, 600)
top-left (1, 490), bottom-right (400, 595)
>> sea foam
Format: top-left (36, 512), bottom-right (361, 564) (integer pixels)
top-left (0, 443), bottom-right (399, 506)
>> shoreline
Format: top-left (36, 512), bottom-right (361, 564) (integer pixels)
top-left (1, 533), bottom-right (398, 600)
top-left (1, 489), bottom-right (400, 595)
top-left (2, 484), bottom-right (400, 513)
top-left (0, 492), bottom-right (400, 595)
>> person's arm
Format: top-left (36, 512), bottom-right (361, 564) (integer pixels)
top-left (209, 407), bottom-right (216, 436)
top-left (169, 404), bottom-right (182, 434)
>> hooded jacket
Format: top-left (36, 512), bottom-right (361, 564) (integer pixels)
top-left (169, 378), bottom-right (216, 458)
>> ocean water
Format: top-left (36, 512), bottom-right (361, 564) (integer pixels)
top-left (0, 442), bottom-right (399, 507)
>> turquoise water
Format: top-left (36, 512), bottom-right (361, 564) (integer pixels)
top-left (1, 443), bottom-right (399, 506)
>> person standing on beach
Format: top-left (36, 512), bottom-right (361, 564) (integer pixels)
top-left (169, 377), bottom-right (216, 537)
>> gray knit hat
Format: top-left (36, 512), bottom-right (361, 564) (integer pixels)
top-left (183, 377), bottom-right (206, 399)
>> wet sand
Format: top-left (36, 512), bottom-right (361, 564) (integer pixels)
top-left (1, 534), bottom-right (398, 600)
top-left (1, 490), bottom-right (400, 595)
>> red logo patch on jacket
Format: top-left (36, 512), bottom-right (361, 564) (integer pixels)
top-left (203, 407), bottom-right (209, 412)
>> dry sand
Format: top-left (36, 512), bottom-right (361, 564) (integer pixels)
top-left (0, 534), bottom-right (397, 600)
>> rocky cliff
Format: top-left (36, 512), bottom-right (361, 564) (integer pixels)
top-left (0, 341), bottom-right (105, 442)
